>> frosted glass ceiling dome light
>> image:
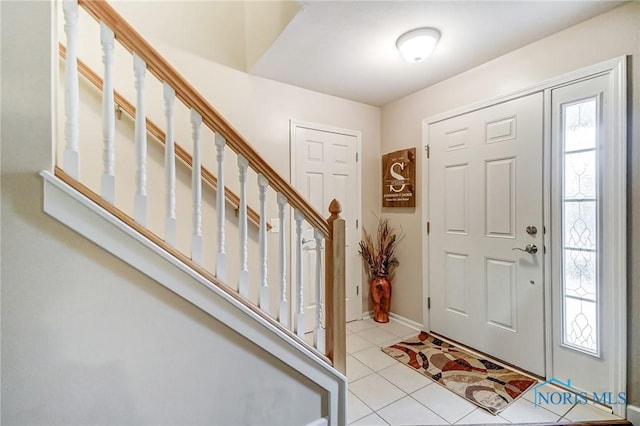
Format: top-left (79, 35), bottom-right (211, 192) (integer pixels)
top-left (396, 27), bottom-right (440, 63)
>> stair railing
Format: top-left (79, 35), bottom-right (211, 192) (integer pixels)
top-left (59, 0), bottom-right (346, 372)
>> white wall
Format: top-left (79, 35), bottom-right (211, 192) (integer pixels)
top-left (1, 2), bottom-right (328, 424)
top-left (380, 1), bottom-right (640, 406)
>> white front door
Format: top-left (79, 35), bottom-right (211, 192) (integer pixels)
top-left (292, 123), bottom-right (361, 331)
top-left (428, 93), bottom-right (545, 375)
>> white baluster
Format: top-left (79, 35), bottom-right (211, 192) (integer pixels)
top-left (133, 54), bottom-right (147, 225)
top-left (62, 0), bottom-right (79, 179)
top-left (100, 23), bottom-right (115, 204)
top-left (215, 134), bottom-right (227, 280)
top-left (237, 155), bottom-right (249, 297)
top-left (190, 110), bottom-right (203, 264)
top-left (277, 193), bottom-right (288, 327)
top-left (258, 174), bottom-right (269, 313)
top-left (163, 83), bottom-right (176, 246)
top-left (314, 229), bottom-right (325, 353)
top-left (294, 210), bottom-right (304, 338)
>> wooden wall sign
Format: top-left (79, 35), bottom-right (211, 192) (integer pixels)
top-left (382, 147), bottom-right (416, 208)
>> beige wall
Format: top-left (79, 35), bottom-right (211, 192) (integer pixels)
top-left (60, 2), bottom-right (381, 320)
top-left (105, 1), bottom-right (300, 73)
top-left (1, 2), bottom-right (327, 424)
top-left (380, 2), bottom-right (639, 405)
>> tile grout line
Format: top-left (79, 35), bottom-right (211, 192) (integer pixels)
top-left (348, 320), bottom-right (620, 425)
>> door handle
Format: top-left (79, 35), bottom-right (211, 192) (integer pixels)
top-left (512, 244), bottom-right (538, 254)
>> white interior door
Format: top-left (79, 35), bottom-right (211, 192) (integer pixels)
top-left (292, 123), bottom-right (361, 332)
top-left (428, 93), bottom-right (545, 375)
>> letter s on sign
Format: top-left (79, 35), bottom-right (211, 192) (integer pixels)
top-left (389, 162), bottom-right (407, 193)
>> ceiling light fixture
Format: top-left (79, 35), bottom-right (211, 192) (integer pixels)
top-left (396, 27), bottom-right (440, 63)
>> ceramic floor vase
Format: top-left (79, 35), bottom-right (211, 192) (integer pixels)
top-left (370, 276), bottom-right (391, 323)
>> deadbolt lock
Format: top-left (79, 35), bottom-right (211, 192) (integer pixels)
top-left (526, 225), bottom-right (538, 236)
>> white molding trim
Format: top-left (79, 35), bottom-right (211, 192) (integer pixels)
top-left (289, 120), bottom-right (363, 322)
top-left (41, 170), bottom-right (346, 426)
top-left (421, 56), bottom-right (627, 418)
top-left (608, 57), bottom-right (628, 419)
top-left (362, 310), bottom-right (423, 332)
top-left (420, 122), bottom-right (431, 330)
top-left (627, 405), bottom-right (640, 425)
top-left (388, 312), bottom-right (423, 332)
top-left (304, 417), bottom-right (328, 426)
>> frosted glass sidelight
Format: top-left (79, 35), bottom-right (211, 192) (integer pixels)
top-left (564, 298), bottom-right (597, 352)
top-left (564, 151), bottom-right (596, 200)
top-left (561, 98), bottom-right (599, 355)
top-left (564, 99), bottom-right (596, 152)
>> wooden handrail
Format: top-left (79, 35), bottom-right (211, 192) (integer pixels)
top-left (78, 0), bottom-right (329, 237)
top-left (59, 44), bottom-right (270, 231)
top-left (66, 0), bottom-right (345, 371)
top-left (54, 165), bottom-right (331, 366)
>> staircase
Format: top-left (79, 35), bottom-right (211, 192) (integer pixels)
top-left (44, 0), bottom-right (348, 424)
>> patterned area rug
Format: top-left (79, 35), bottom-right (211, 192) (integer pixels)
top-left (382, 332), bottom-right (537, 414)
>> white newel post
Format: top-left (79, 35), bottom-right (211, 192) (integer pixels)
top-left (100, 23), bottom-right (115, 204)
top-left (294, 210), bottom-right (305, 338)
top-left (62, 0), bottom-right (80, 179)
top-left (314, 229), bottom-right (325, 353)
top-left (237, 155), bottom-right (249, 297)
top-left (163, 83), bottom-right (176, 247)
top-left (277, 193), bottom-right (288, 327)
top-left (190, 110), bottom-right (203, 264)
top-left (215, 134), bottom-right (227, 280)
top-left (133, 54), bottom-right (147, 225)
top-left (258, 174), bottom-right (269, 313)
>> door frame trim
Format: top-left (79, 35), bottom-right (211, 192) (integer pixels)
top-left (421, 56), bottom-right (626, 416)
top-left (289, 120), bottom-right (363, 322)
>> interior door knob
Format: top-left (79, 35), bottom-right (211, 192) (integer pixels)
top-left (512, 244), bottom-right (538, 254)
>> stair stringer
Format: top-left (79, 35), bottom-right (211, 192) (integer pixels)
top-left (41, 170), bottom-right (346, 426)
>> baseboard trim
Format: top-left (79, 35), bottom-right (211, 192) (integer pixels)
top-left (362, 310), bottom-right (423, 331)
top-left (304, 417), bottom-right (328, 426)
top-left (627, 404), bottom-right (640, 425)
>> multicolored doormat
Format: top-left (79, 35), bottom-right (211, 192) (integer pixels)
top-left (382, 332), bottom-right (537, 414)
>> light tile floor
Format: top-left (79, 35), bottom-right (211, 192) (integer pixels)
top-left (346, 318), bottom-right (625, 425)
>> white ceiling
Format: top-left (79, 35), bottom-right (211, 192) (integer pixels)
top-left (249, 1), bottom-right (627, 106)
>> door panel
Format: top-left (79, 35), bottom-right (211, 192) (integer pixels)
top-left (293, 125), bottom-right (361, 331)
top-left (429, 93), bottom-right (545, 375)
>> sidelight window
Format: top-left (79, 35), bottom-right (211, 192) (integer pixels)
top-left (561, 98), bottom-right (599, 355)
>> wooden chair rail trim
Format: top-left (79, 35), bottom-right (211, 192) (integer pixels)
top-left (54, 165), bottom-right (331, 366)
top-left (77, 0), bottom-right (329, 237)
top-left (59, 44), bottom-right (270, 231)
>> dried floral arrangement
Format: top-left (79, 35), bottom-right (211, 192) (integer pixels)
top-left (358, 217), bottom-right (404, 278)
